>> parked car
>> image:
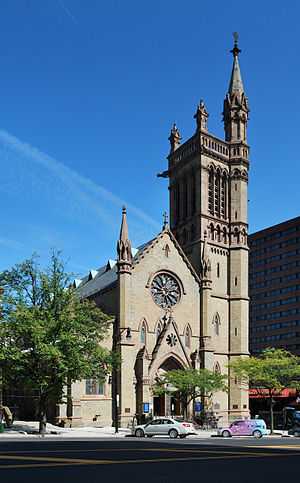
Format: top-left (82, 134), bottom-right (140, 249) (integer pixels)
top-left (217, 419), bottom-right (267, 438)
top-left (133, 417), bottom-right (196, 439)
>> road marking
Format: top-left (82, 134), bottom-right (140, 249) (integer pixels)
top-left (0, 448), bottom-right (263, 455)
top-left (0, 451), bottom-right (300, 470)
top-left (247, 445), bottom-right (300, 450)
top-left (2, 446), bottom-right (293, 455)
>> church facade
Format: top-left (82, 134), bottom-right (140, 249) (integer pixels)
top-left (60, 37), bottom-right (250, 428)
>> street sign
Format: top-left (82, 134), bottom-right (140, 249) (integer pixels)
top-left (194, 401), bottom-right (202, 412)
top-left (143, 402), bottom-right (150, 413)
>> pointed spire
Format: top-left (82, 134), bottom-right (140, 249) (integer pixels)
top-left (117, 206), bottom-right (132, 273)
top-left (223, 33), bottom-right (249, 144)
top-left (194, 100), bottom-right (209, 132)
top-left (119, 206), bottom-right (129, 243)
top-left (228, 32), bottom-right (244, 95)
top-left (168, 123), bottom-right (181, 153)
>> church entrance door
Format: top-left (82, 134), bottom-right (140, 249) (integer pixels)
top-left (153, 395), bottom-right (165, 416)
top-left (153, 357), bottom-right (185, 418)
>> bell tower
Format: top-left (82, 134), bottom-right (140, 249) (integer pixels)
top-left (158, 35), bottom-right (250, 422)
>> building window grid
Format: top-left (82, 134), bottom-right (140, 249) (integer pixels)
top-left (85, 379), bottom-right (105, 396)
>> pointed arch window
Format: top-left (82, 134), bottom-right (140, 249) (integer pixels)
top-left (208, 168), bottom-right (214, 215)
top-left (213, 313), bottom-right (221, 336)
top-left (221, 174), bottom-right (227, 219)
top-left (185, 326), bottom-right (192, 348)
top-left (140, 322), bottom-right (147, 345)
top-left (215, 171), bottom-right (221, 217)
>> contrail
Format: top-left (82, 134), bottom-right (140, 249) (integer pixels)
top-left (0, 130), bottom-right (160, 230)
top-left (58, 0), bottom-right (78, 25)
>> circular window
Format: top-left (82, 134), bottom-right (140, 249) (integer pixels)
top-left (150, 273), bottom-right (181, 309)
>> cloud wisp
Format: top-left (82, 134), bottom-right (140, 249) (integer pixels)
top-left (0, 130), bottom-right (160, 232)
top-left (58, 0), bottom-right (78, 25)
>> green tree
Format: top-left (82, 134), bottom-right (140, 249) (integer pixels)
top-left (229, 348), bottom-right (300, 433)
top-left (0, 253), bottom-right (116, 434)
top-left (152, 368), bottom-right (227, 418)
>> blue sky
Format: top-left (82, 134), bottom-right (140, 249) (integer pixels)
top-left (1, 0), bottom-right (300, 276)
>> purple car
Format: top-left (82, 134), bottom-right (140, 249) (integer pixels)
top-left (217, 419), bottom-right (267, 438)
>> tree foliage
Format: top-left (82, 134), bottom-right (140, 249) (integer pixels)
top-left (229, 348), bottom-right (300, 432)
top-left (152, 368), bottom-right (227, 416)
top-left (0, 253), bottom-right (115, 432)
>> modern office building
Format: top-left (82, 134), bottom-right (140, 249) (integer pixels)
top-left (249, 216), bottom-right (300, 355)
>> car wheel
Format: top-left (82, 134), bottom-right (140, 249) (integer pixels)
top-left (169, 429), bottom-right (179, 439)
top-left (135, 429), bottom-right (145, 438)
top-left (222, 430), bottom-right (231, 438)
top-left (253, 430), bottom-right (262, 439)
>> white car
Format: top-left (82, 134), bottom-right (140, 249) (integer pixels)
top-left (133, 417), bottom-right (196, 439)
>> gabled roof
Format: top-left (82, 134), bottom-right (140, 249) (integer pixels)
top-left (75, 241), bottom-right (152, 298)
top-left (75, 227), bottom-right (200, 299)
top-left (132, 227), bottom-right (201, 286)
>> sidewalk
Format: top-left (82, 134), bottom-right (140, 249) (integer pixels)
top-left (0, 421), bottom-right (292, 439)
top-left (0, 421), bottom-right (131, 438)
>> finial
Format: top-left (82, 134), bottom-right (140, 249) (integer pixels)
top-left (162, 211), bottom-right (168, 230)
top-left (230, 31), bottom-right (241, 57)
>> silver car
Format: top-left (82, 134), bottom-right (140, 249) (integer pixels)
top-left (133, 417), bottom-right (196, 439)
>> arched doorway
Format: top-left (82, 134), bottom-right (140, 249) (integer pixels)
top-left (153, 356), bottom-right (185, 417)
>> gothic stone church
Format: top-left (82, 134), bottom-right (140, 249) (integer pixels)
top-left (60, 38), bottom-right (250, 427)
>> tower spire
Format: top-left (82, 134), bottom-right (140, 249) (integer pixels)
top-left (223, 33), bottom-right (249, 143)
top-left (228, 32), bottom-right (244, 95)
top-left (117, 206), bottom-right (132, 272)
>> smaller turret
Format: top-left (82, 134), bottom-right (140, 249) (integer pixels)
top-left (117, 206), bottom-right (132, 273)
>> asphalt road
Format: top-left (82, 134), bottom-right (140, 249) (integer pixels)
top-left (0, 436), bottom-right (300, 483)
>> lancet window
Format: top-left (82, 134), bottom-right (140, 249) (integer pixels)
top-left (185, 326), bottom-right (192, 348)
top-left (140, 322), bottom-right (147, 345)
top-left (208, 167), bottom-right (228, 220)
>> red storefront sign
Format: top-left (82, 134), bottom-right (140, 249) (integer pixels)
top-left (249, 388), bottom-right (297, 399)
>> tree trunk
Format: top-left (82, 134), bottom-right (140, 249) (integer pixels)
top-left (182, 395), bottom-right (188, 419)
top-left (39, 394), bottom-right (47, 435)
top-left (269, 394), bottom-right (274, 434)
top-left (66, 379), bottom-right (73, 420)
